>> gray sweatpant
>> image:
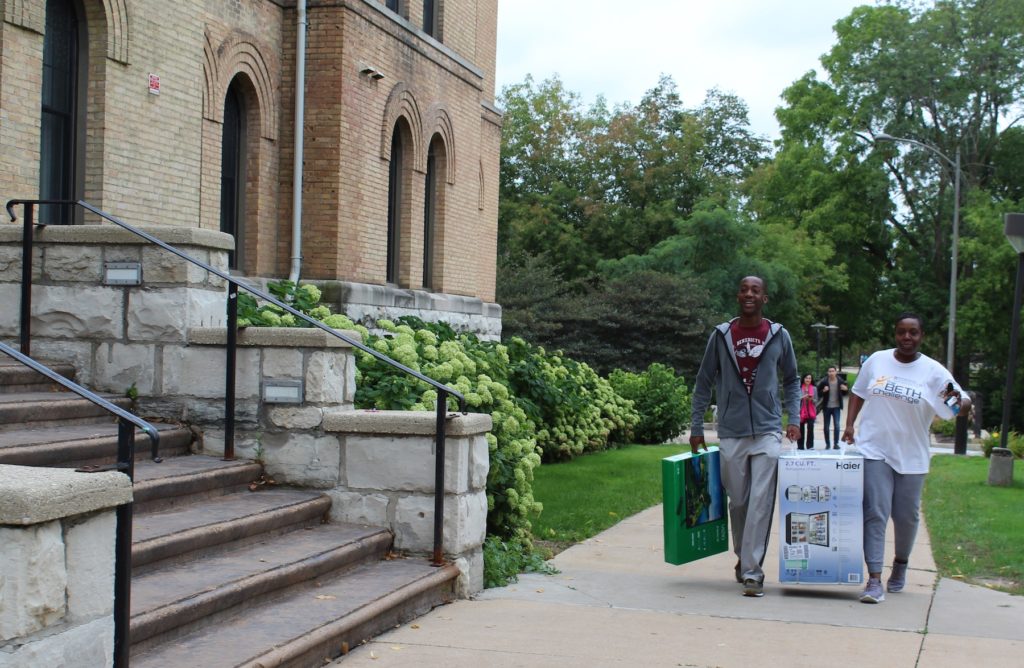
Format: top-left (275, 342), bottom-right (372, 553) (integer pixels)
top-left (862, 458), bottom-right (926, 574)
top-left (718, 433), bottom-right (781, 584)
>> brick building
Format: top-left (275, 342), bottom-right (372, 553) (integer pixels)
top-left (0, 0), bottom-right (502, 335)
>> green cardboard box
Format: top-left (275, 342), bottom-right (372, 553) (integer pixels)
top-left (662, 447), bottom-right (729, 565)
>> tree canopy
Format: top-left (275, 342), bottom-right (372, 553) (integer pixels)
top-left (496, 0), bottom-right (1024, 432)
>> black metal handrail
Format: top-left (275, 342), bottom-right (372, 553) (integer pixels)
top-left (0, 341), bottom-right (158, 668)
top-left (7, 198), bottom-right (466, 567)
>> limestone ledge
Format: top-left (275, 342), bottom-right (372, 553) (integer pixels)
top-left (324, 409), bottom-right (492, 436)
top-left (0, 465), bottom-right (132, 525)
top-left (0, 223), bottom-right (235, 250)
top-left (187, 326), bottom-right (361, 348)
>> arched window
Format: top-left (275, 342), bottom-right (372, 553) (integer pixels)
top-left (386, 124), bottom-right (405, 284)
top-left (220, 80), bottom-right (248, 270)
top-left (39, 0), bottom-right (85, 224)
top-left (422, 135), bottom-right (447, 290)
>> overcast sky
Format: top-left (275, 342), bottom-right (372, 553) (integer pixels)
top-left (495, 0), bottom-right (870, 141)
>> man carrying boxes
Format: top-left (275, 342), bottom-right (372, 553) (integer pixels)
top-left (688, 276), bottom-right (801, 597)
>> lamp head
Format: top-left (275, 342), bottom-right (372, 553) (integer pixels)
top-left (1005, 213), bottom-right (1024, 254)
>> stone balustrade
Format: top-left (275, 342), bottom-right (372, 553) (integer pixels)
top-left (0, 465), bottom-right (132, 667)
top-left (0, 226), bottom-right (493, 595)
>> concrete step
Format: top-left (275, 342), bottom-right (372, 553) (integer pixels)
top-left (132, 488), bottom-right (332, 570)
top-left (0, 422), bottom-right (192, 467)
top-left (0, 357), bottom-right (77, 392)
top-left (130, 522), bottom-right (393, 649)
top-left (130, 558), bottom-right (460, 668)
top-left (0, 391), bottom-right (134, 431)
top-left (133, 455), bottom-right (262, 513)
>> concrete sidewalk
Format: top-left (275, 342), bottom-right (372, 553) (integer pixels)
top-left (335, 444), bottom-right (1021, 667)
top-left (337, 509), bottom-right (1021, 667)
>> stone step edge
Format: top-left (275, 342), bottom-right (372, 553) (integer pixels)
top-left (132, 460), bottom-right (262, 508)
top-left (132, 494), bottom-right (332, 569)
top-left (0, 395), bottom-right (134, 430)
top-left (240, 563), bottom-right (460, 668)
top-left (130, 528), bottom-right (393, 645)
top-left (0, 426), bottom-right (193, 467)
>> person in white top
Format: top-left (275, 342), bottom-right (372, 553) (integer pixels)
top-left (841, 312), bottom-right (970, 604)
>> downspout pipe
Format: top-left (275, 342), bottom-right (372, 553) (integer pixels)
top-left (289, 0), bottom-right (307, 284)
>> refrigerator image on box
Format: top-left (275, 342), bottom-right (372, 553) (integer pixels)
top-left (785, 511), bottom-right (830, 547)
top-left (778, 451), bottom-right (864, 585)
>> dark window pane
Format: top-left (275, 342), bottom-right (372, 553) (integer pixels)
top-left (39, 0), bottom-right (78, 224)
top-left (423, 0), bottom-right (435, 36)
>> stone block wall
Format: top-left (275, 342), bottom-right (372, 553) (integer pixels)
top-left (185, 327), bottom-right (359, 490)
top-left (0, 465), bottom-right (132, 668)
top-left (323, 410), bottom-right (492, 594)
top-left (0, 224), bottom-right (232, 399)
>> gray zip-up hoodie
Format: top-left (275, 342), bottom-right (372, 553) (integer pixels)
top-left (689, 318), bottom-right (800, 439)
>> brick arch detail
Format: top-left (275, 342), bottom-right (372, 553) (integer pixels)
top-left (478, 159), bottom-right (485, 210)
top-left (423, 104), bottom-right (456, 185)
top-left (380, 83), bottom-right (423, 172)
top-left (4, 1), bottom-right (126, 62)
top-left (202, 31), bottom-right (278, 141)
top-left (102, 0), bottom-right (129, 63)
top-left (202, 32), bottom-right (220, 123)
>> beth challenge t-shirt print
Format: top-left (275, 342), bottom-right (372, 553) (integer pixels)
top-left (730, 319), bottom-right (770, 394)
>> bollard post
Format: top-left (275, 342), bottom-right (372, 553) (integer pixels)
top-left (987, 447), bottom-right (1015, 487)
top-left (953, 415), bottom-right (968, 455)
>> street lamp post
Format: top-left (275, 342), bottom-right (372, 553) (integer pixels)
top-left (811, 322), bottom-right (826, 378)
top-left (875, 132), bottom-right (962, 374)
top-left (999, 213), bottom-right (1024, 451)
top-left (825, 324), bottom-right (839, 368)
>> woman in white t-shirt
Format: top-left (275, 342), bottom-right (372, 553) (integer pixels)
top-left (841, 313), bottom-right (970, 604)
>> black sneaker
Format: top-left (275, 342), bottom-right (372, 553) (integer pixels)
top-left (735, 561), bottom-right (743, 584)
top-left (742, 578), bottom-right (764, 597)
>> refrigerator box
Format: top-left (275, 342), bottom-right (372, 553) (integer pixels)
top-left (778, 450), bottom-right (864, 585)
top-left (662, 447), bottom-right (729, 565)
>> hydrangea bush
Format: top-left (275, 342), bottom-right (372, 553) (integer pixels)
top-left (238, 282), bottom-right (647, 584)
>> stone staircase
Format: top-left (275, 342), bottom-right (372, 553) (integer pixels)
top-left (0, 356), bottom-right (459, 666)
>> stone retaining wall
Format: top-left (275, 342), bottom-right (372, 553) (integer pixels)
top-left (0, 224), bottom-right (233, 400)
top-left (0, 465), bottom-right (132, 667)
top-left (324, 410), bottom-right (492, 594)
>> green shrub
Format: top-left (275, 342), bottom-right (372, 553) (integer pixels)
top-left (239, 290), bottom-right (641, 585)
top-left (931, 418), bottom-right (957, 437)
top-left (482, 535), bottom-right (557, 588)
top-left (505, 337), bottom-right (639, 461)
top-left (608, 363), bottom-right (691, 444)
top-left (982, 432), bottom-right (1024, 458)
top-left (353, 318), bottom-right (543, 549)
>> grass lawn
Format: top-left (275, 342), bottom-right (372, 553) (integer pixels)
top-left (923, 455), bottom-right (1024, 595)
top-left (530, 443), bottom-right (684, 549)
top-left (531, 445), bottom-right (1023, 597)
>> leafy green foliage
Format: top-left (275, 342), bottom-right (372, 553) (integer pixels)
top-left (235, 280), bottom-right (367, 335)
top-left (504, 337), bottom-right (639, 462)
top-left (981, 432), bottom-right (1024, 459)
top-left (609, 364), bottom-right (691, 444)
top-left (482, 535), bottom-right (558, 588)
top-left (352, 317), bottom-right (639, 547)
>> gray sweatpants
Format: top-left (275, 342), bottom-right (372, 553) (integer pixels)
top-left (862, 458), bottom-right (926, 574)
top-left (718, 433), bottom-right (781, 584)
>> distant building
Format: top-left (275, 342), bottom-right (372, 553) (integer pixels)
top-left (0, 0), bottom-right (502, 336)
